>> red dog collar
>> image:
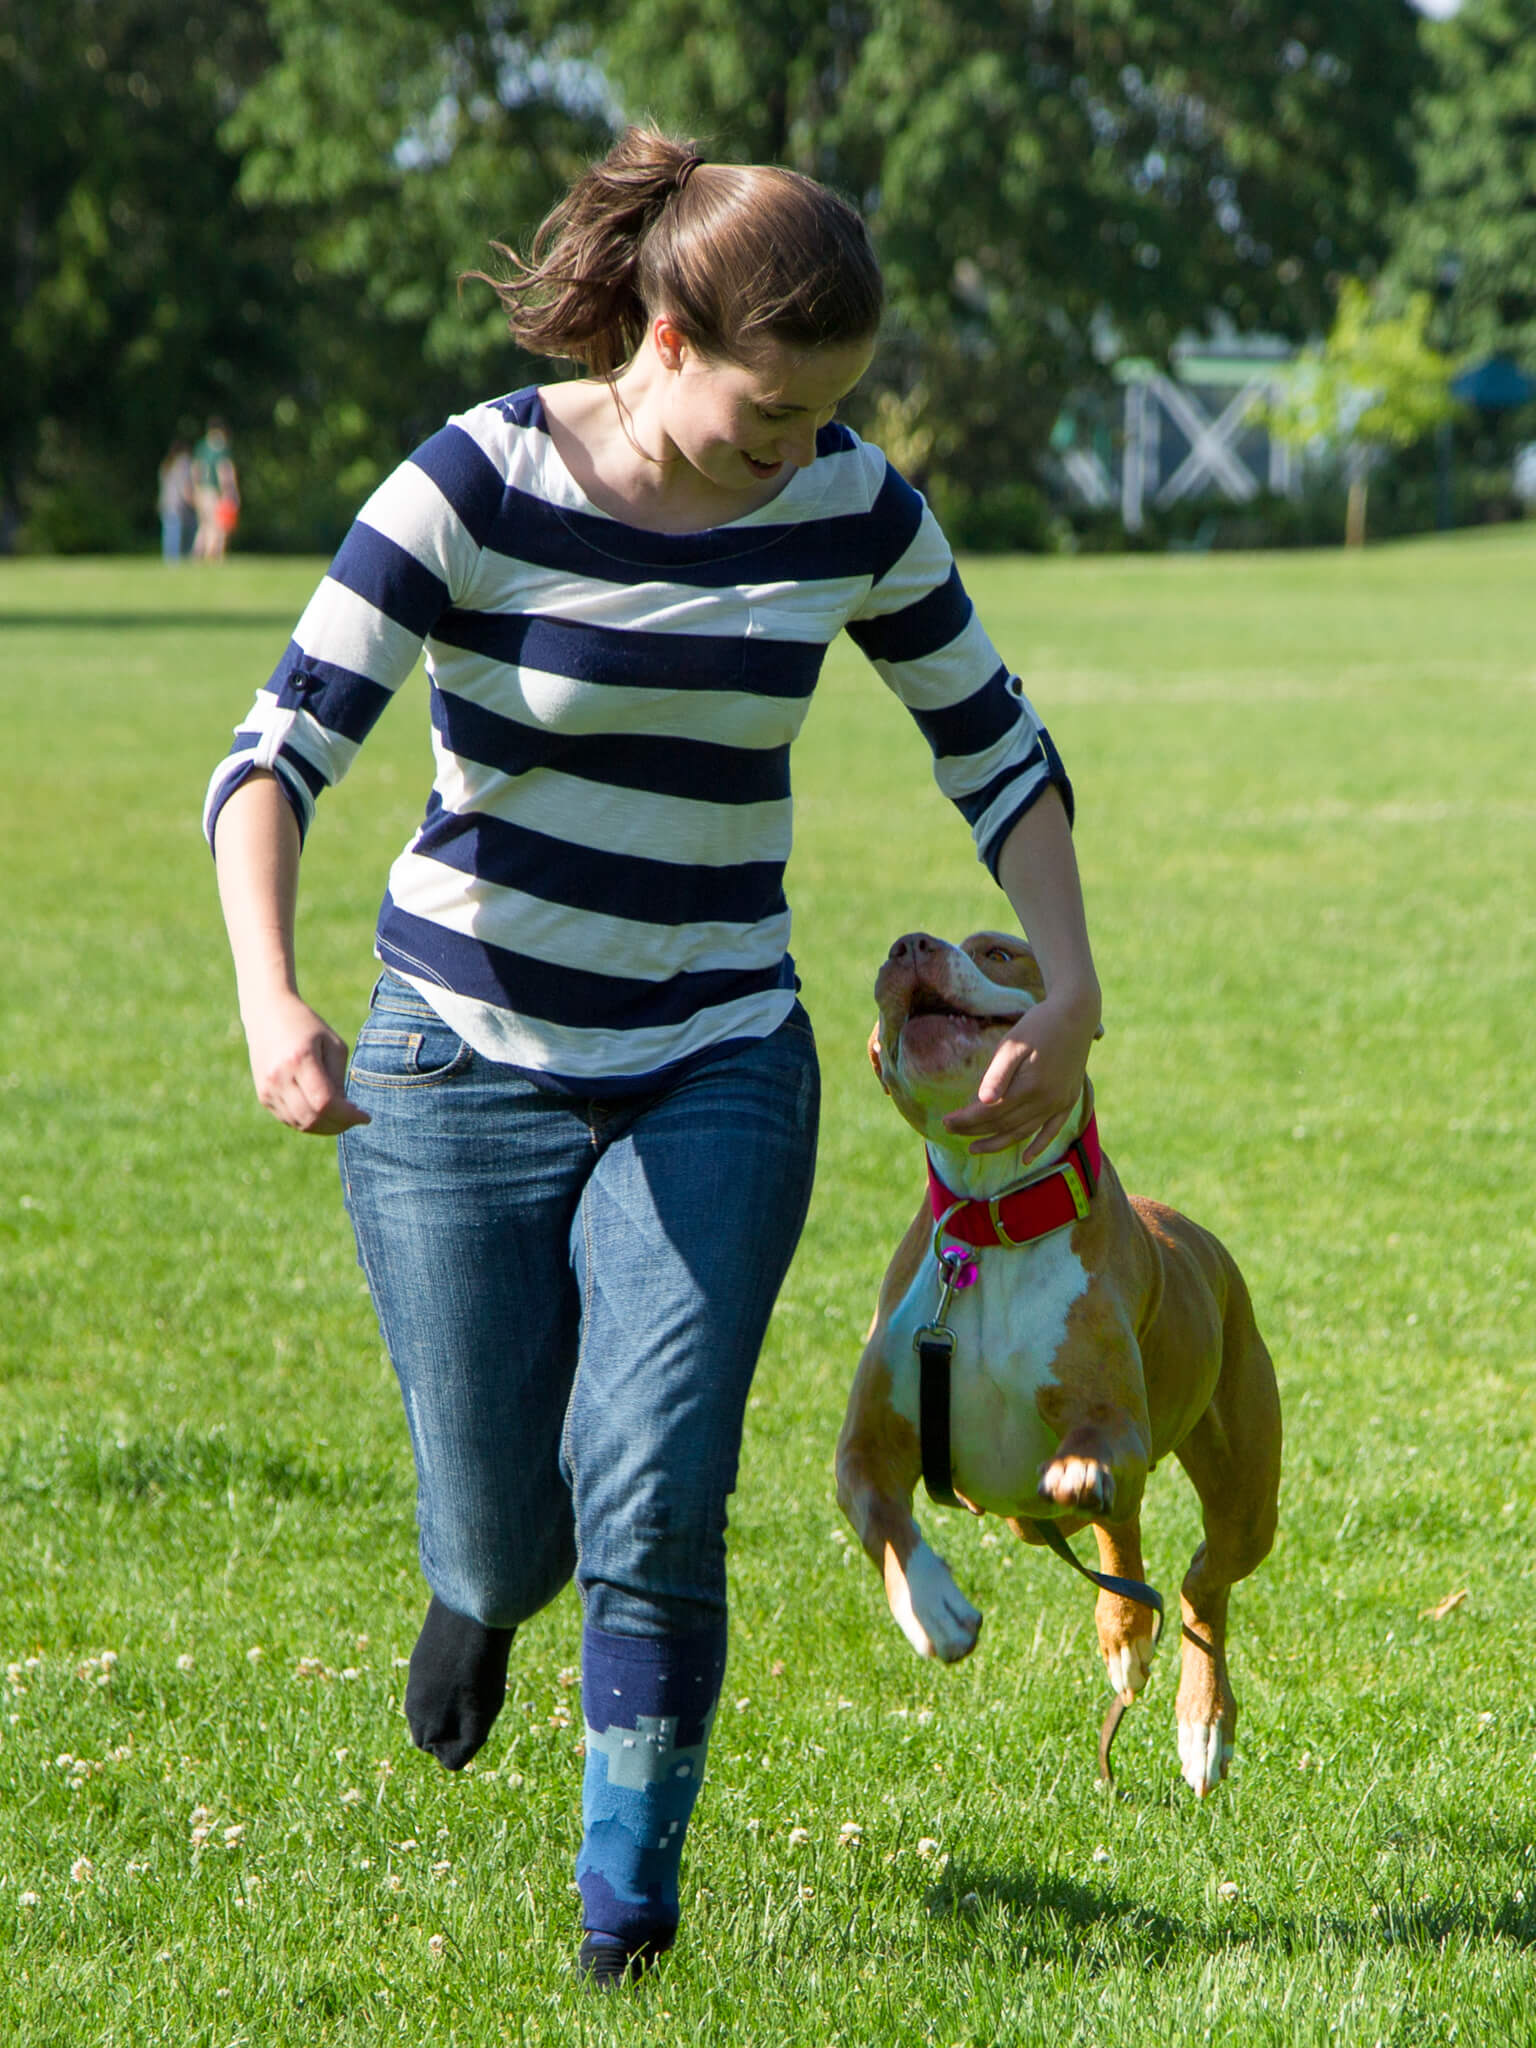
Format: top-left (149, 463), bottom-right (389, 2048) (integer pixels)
top-left (926, 1115), bottom-right (1101, 1249)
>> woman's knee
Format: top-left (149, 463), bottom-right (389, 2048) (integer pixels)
top-left (425, 1526), bottom-right (576, 1632)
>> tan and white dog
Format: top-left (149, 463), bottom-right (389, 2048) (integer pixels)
top-left (836, 930), bottom-right (1281, 1795)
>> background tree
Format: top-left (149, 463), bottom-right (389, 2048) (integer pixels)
top-left (221, 0), bottom-right (616, 542)
top-left (1260, 277), bottom-right (1460, 543)
top-left (0, 0), bottom-right (289, 550)
top-left (1392, 0), bottom-right (1536, 367)
top-left (585, 0), bottom-right (1430, 539)
top-left (0, 0), bottom-right (1437, 552)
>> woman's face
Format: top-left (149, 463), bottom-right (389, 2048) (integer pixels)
top-left (657, 329), bottom-right (876, 495)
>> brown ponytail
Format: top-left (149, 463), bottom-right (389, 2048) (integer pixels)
top-left (472, 126), bottom-right (883, 376)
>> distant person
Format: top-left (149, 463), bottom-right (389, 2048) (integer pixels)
top-left (192, 420), bottom-right (240, 559)
top-left (157, 441), bottom-right (195, 561)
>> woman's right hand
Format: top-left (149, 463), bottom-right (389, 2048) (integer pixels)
top-left (243, 990), bottom-right (370, 1135)
top-left (212, 773), bottom-right (370, 1136)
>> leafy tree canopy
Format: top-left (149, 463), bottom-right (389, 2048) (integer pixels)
top-left (585, 0), bottom-right (1429, 514)
top-left (1393, 0), bottom-right (1536, 366)
top-left (0, 0), bottom-right (1438, 550)
top-left (1260, 277), bottom-right (1460, 542)
top-left (0, 0), bottom-right (287, 548)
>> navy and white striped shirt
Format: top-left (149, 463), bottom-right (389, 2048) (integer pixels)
top-left (204, 388), bottom-right (1071, 1090)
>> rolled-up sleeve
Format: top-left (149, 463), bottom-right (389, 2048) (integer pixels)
top-left (202, 421), bottom-right (494, 851)
top-left (845, 456), bottom-right (1072, 877)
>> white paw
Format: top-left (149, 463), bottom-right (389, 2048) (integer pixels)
top-left (1105, 1632), bottom-right (1157, 1701)
top-left (1177, 1717), bottom-right (1233, 1798)
top-left (886, 1539), bottom-right (982, 1663)
top-left (1037, 1455), bottom-right (1114, 1515)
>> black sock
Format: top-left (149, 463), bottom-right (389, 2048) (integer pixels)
top-left (404, 1595), bottom-right (515, 1770)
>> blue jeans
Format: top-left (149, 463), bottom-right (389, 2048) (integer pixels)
top-left (337, 972), bottom-right (820, 1639)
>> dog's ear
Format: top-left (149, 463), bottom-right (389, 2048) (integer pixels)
top-left (867, 1022), bottom-right (891, 1094)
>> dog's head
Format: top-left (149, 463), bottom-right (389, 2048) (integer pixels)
top-left (869, 930), bottom-right (1046, 1139)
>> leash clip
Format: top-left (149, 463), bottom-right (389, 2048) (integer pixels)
top-left (921, 1223), bottom-right (979, 1338)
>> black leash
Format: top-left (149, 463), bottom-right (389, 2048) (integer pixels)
top-left (917, 1304), bottom-right (1165, 1785)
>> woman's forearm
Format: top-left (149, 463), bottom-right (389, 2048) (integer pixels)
top-left (213, 771), bottom-right (305, 1017)
top-left (994, 788), bottom-right (1102, 1030)
top-left (212, 771), bottom-right (369, 1134)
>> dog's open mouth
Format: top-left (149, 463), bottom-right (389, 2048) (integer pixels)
top-left (898, 986), bottom-right (1023, 1066)
top-left (904, 985), bottom-right (1022, 1031)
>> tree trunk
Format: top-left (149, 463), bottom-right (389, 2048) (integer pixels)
top-left (1345, 475), bottom-right (1369, 547)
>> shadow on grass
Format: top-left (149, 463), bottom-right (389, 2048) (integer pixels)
top-left (930, 1860), bottom-right (1536, 1968)
top-left (930, 1863), bottom-right (1187, 1966)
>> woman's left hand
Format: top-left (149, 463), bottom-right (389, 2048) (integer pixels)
top-left (941, 987), bottom-right (1100, 1159)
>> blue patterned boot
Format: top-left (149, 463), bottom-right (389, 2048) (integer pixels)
top-left (575, 1620), bottom-right (727, 1979)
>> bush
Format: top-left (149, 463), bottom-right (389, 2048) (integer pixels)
top-left (926, 477), bottom-right (1065, 554)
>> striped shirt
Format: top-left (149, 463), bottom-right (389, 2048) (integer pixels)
top-left (204, 387), bottom-right (1071, 1091)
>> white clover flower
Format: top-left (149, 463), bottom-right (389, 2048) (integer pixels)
top-left (340, 1789), bottom-right (364, 1807)
top-left (189, 1806), bottom-right (212, 1826)
top-left (19, 1891), bottom-right (40, 1908)
top-left (223, 1826), bottom-right (245, 1847)
top-left (175, 1654), bottom-right (195, 1672)
top-left (916, 1837), bottom-right (940, 1859)
top-left (1092, 1846), bottom-right (1111, 1865)
top-left (386, 1873), bottom-right (404, 1893)
top-left (1218, 1881), bottom-right (1240, 1902)
top-left (190, 1826), bottom-right (212, 1847)
top-left (786, 1827), bottom-right (811, 1848)
top-left (427, 1933), bottom-right (446, 1958)
top-left (70, 1858), bottom-right (94, 1883)
top-left (246, 1646), bottom-right (263, 1664)
top-left (838, 1822), bottom-right (863, 1847)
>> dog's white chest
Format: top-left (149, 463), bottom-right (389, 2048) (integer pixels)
top-left (881, 1234), bottom-right (1093, 1515)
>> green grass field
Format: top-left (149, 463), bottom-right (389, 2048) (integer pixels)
top-left (2, 530), bottom-right (1533, 2045)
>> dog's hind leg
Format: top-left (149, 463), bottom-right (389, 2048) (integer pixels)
top-left (1171, 1293), bottom-right (1281, 1797)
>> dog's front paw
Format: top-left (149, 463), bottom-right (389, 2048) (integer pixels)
top-left (1037, 1453), bottom-right (1115, 1516)
top-left (1104, 1630), bottom-right (1157, 1703)
top-left (1177, 1716), bottom-right (1234, 1798)
top-left (884, 1539), bottom-right (982, 1663)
